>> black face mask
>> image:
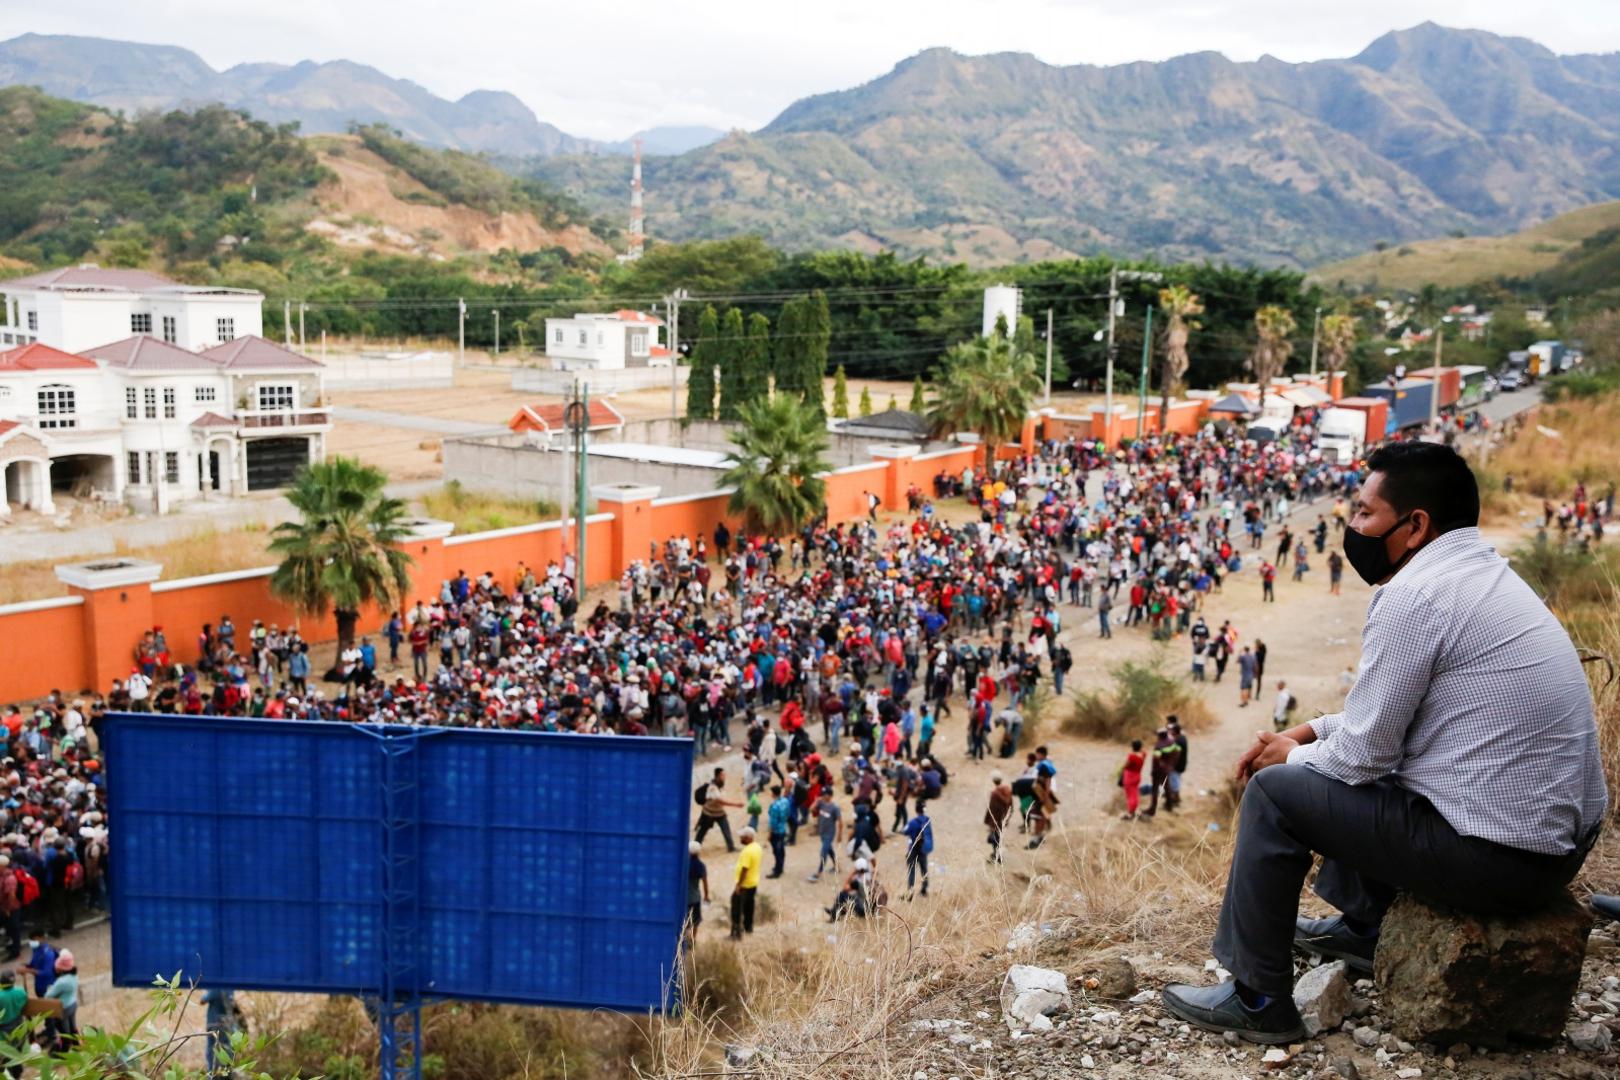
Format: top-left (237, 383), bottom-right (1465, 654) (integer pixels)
top-left (1342, 513), bottom-right (1415, 586)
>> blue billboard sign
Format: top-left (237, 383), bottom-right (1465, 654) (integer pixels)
top-left (106, 714), bottom-right (693, 1013)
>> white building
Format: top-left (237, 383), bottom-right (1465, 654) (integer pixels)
top-left (544, 310), bottom-right (668, 371)
top-left (983, 284), bottom-right (1022, 339)
top-left (0, 265), bottom-right (264, 353)
top-left (0, 268), bottom-right (329, 516)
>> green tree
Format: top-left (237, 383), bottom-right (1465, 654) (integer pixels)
top-left (1248, 304), bottom-right (1297, 408)
top-left (1320, 312), bottom-right (1358, 378)
top-left (773, 296), bottom-right (804, 399)
top-left (743, 312), bottom-right (772, 409)
top-left (716, 307), bottom-right (748, 421)
top-left (832, 365), bottom-right (851, 418)
top-left (859, 386), bottom-right (873, 416)
top-left (686, 305), bottom-right (719, 420)
top-left (801, 289), bottom-right (831, 415)
top-left (1158, 285), bottom-right (1204, 432)
top-left (269, 458), bottom-right (414, 652)
top-left (909, 375), bottom-right (926, 413)
top-left (926, 332), bottom-right (1042, 460)
top-left (720, 395), bottom-right (831, 537)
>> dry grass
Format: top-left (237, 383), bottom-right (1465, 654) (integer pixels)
top-left (1490, 392), bottom-right (1620, 499)
top-left (415, 481), bottom-right (560, 535)
top-left (1063, 647), bottom-right (1218, 742)
top-left (1315, 199), bottom-right (1620, 290)
top-left (0, 525), bottom-right (275, 605)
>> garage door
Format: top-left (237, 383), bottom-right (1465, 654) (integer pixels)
top-left (244, 438), bottom-right (310, 491)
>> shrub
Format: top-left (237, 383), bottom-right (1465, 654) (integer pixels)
top-left (1064, 649), bottom-right (1215, 742)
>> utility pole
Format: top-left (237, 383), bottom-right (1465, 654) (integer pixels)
top-left (283, 300), bottom-right (293, 348)
top-left (1104, 267), bottom-right (1119, 428)
top-left (493, 309), bottom-right (501, 358)
top-left (1043, 307), bottom-right (1054, 404)
top-left (298, 302), bottom-right (307, 353)
top-left (457, 298), bottom-right (466, 368)
top-left (1429, 322), bottom-right (1444, 432)
top-left (577, 382), bottom-right (589, 590)
top-left (1136, 306), bottom-right (1154, 440)
top-left (1309, 306), bottom-right (1322, 377)
top-left (666, 289), bottom-right (688, 419)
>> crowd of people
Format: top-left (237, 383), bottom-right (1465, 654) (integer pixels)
top-left (36, 405), bottom-right (1602, 955)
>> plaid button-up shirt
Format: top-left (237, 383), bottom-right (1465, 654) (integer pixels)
top-left (1289, 527), bottom-right (1607, 855)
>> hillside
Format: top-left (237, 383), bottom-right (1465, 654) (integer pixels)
top-left (0, 32), bottom-right (595, 158)
top-left (1315, 200), bottom-right (1620, 289)
top-left (0, 87), bottom-right (608, 272)
top-left (534, 23), bottom-right (1620, 267)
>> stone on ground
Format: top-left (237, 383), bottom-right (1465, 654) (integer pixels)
top-left (1000, 964), bottom-right (1071, 1032)
top-left (1086, 957), bottom-right (1138, 999)
top-left (1293, 960), bottom-right (1352, 1037)
top-left (1567, 1021), bottom-right (1613, 1053)
top-left (1375, 891), bottom-right (1591, 1047)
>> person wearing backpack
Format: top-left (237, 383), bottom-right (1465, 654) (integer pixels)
top-left (693, 768), bottom-right (742, 853)
top-left (766, 785), bottom-right (792, 879)
top-left (0, 858), bottom-right (18, 961)
top-left (902, 809), bottom-right (934, 899)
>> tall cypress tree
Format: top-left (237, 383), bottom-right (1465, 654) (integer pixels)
top-left (744, 312), bottom-right (772, 409)
top-left (909, 375), bottom-right (926, 413)
top-left (716, 307), bottom-right (748, 420)
top-left (685, 305), bottom-right (719, 420)
top-left (773, 298), bottom-right (803, 399)
top-left (832, 365), bottom-right (850, 419)
top-left (802, 290), bottom-right (831, 416)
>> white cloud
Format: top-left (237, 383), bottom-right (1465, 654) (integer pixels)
top-left (3, 0), bottom-right (1619, 139)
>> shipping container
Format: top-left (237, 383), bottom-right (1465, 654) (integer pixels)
top-left (1405, 365), bottom-right (1461, 408)
top-left (1329, 396), bottom-right (1391, 443)
top-left (1360, 379), bottom-right (1438, 431)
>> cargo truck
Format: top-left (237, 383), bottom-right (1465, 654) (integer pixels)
top-left (1361, 379), bottom-right (1438, 432)
top-left (1314, 408), bottom-right (1366, 463)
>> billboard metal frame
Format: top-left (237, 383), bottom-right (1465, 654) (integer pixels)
top-left (105, 714), bottom-right (694, 1080)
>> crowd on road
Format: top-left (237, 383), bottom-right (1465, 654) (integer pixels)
top-left (33, 404), bottom-right (1610, 943)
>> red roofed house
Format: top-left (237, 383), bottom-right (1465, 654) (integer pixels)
top-left (543, 310), bottom-right (668, 372)
top-left (508, 399), bottom-right (626, 438)
top-left (0, 327), bottom-right (330, 514)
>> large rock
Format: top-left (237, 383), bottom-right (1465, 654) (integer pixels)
top-left (1293, 960), bottom-right (1352, 1037)
top-left (1375, 891), bottom-right (1592, 1047)
top-left (1000, 964), bottom-right (1071, 1033)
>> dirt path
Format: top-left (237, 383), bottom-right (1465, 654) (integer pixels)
top-left (690, 493), bottom-right (1386, 940)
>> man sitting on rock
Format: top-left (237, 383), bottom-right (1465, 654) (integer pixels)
top-left (1163, 441), bottom-right (1607, 1044)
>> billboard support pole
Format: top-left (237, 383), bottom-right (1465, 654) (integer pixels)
top-left (377, 726), bottom-right (426, 1080)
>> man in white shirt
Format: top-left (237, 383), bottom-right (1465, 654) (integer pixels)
top-left (1270, 681), bottom-right (1293, 733)
top-left (1164, 442), bottom-right (1606, 1044)
top-left (125, 670), bottom-right (151, 712)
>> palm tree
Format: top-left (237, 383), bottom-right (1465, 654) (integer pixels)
top-left (1320, 312), bottom-right (1358, 378)
top-left (1157, 285), bottom-right (1204, 432)
top-left (1248, 305), bottom-right (1297, 408)
top-left (720, 395), bottom-right (831, 537)
top-left (269, 457), bottom-right (414, 653)
top-left (926, 331), bottom-right (1043, 460)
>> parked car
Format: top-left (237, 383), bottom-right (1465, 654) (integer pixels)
top-left (1497, 370), bottom-right (1523, 391)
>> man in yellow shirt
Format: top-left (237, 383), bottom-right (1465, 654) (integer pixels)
top-left (730, 826), bottom-right (763, 941)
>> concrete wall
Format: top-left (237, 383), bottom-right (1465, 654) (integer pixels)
top-left (600, 419), bottom-right (952, 469)
top-left (444, 434), bottom-right (731, 504)
top-left (0, 442), bottom-right (985, 703)
top-left (511, 365), bottom-right (688, 395)
top-left (322, 351), bottom-right (454, 390)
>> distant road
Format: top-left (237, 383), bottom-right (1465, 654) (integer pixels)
top-left (1474, 385), bottom-right (1540, 424)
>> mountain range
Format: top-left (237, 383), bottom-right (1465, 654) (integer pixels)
top-left (0, 32), bottom-right (723, 158)
top-left (6, 25), bottom-right (1620, 268)
top-left (533, 23), bottom-right (1620, 267)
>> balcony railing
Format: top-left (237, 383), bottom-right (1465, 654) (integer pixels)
top-left (236, 408), bottom-right (331, 430)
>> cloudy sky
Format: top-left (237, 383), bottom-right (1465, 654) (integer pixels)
top-left (4, 0), bottom-right (1618, 139)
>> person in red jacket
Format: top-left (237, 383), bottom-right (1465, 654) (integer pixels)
top-left (1119, 740), bottom-right (1146, 820)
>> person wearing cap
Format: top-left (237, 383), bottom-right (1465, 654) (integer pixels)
top-left (685, 841), bottom-right (710, 947)
top-left (827, 857), bottom-right (875, 921)
top-left (728, 826), bottom-right (762, 941)
top-left (42, 948), bottom-right (75, 1048)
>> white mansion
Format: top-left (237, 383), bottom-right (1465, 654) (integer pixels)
top-left (0, 266), bottom-right (329, 516)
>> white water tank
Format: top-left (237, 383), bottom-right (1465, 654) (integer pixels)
top-left (982, 285), bottom-right (1022, 339)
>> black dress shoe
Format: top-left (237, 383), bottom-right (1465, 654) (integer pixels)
top-left (1294, 914), bottom-right (1376, 974)
top-left (1161, 981), bottom-right (1306, 1044)
top-left (1592, 895), bottom-right (1620, 922)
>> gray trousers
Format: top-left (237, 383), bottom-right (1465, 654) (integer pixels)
top-left (1214, 764), bottom-right (1587, 995)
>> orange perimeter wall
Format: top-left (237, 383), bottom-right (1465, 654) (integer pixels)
top-left (0, 448), bottom-right (990, 703)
